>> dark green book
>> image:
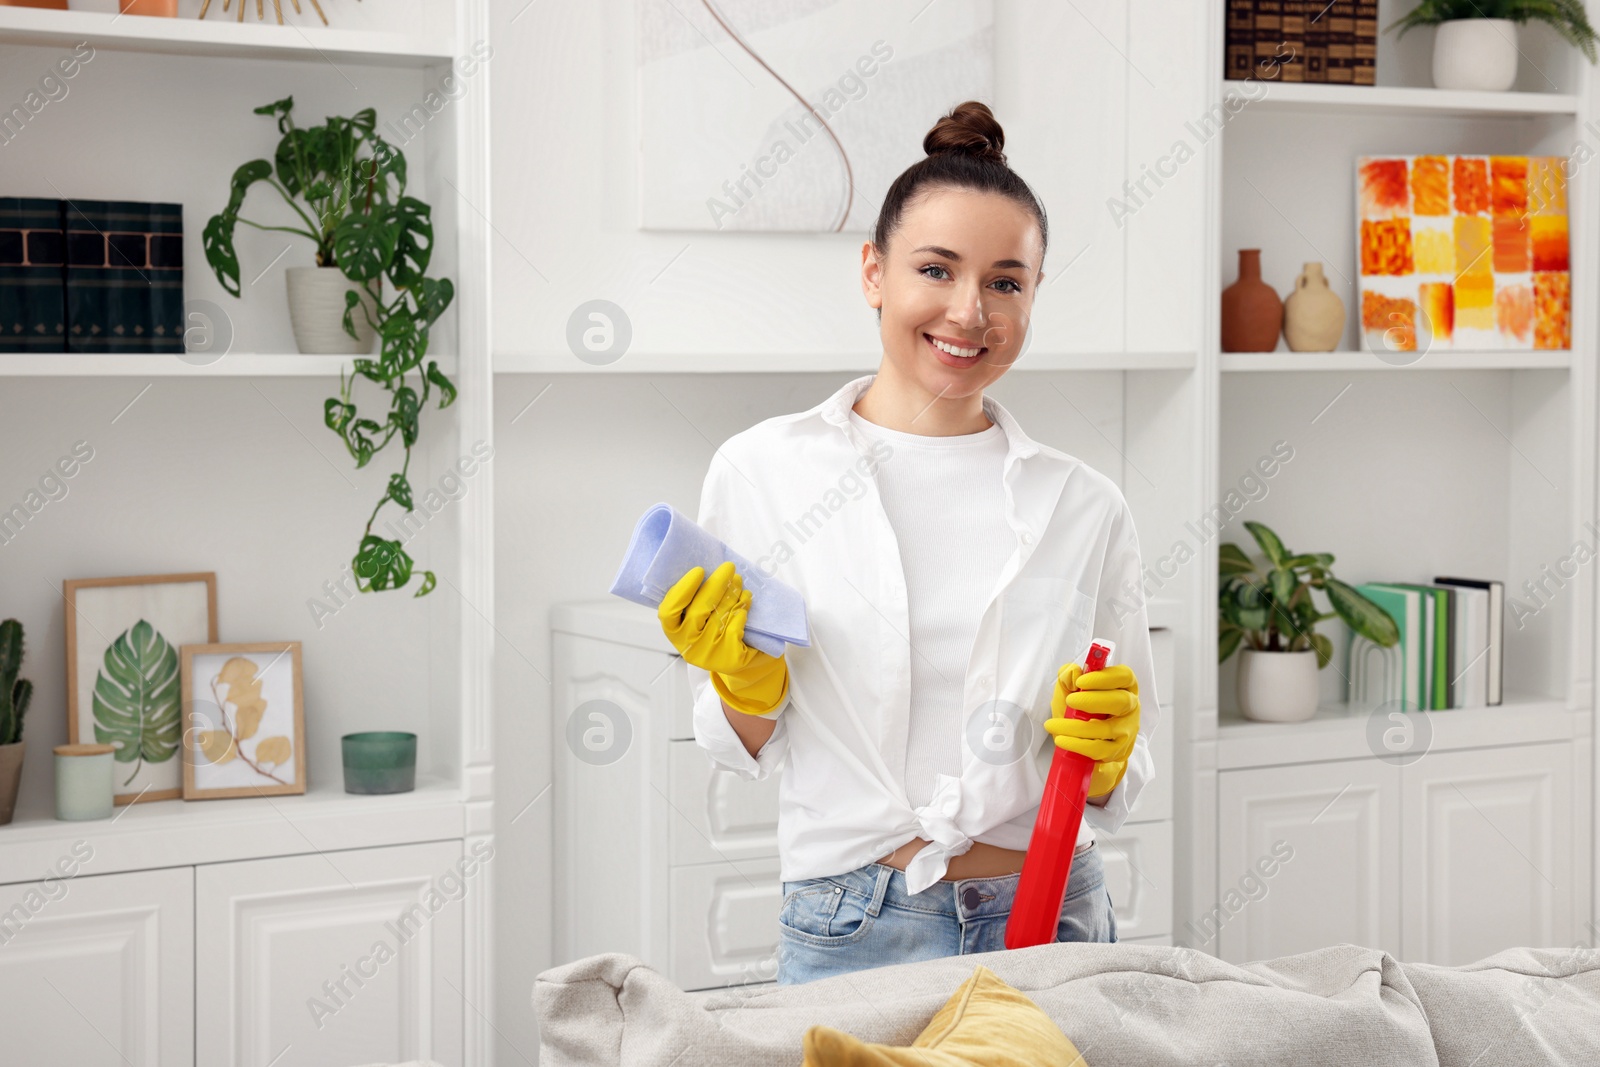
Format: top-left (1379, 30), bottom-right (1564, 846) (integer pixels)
top-left (1389, 583), bottom-right (1456, 710)
top-left (0, 197), bottom-right (67, 353)
top-left (64, 199), bottom-right (184, 354)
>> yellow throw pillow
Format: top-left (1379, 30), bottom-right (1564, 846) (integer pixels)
top-left (801, 964), bottom-right (1087, 1067)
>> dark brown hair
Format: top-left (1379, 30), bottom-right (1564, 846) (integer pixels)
top-left (871, 100), bottom-right (1049, 265)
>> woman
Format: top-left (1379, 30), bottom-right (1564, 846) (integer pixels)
top-left (656, 101), bottom-right (1158, 985)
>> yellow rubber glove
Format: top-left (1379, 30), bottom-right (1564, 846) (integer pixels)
top-left (1041, 661), bottom-right (1140, 798)
top-left (658, 560), bottom-right (790, 716)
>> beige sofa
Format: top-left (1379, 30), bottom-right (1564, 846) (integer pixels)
top-left (534, 940), bottom-right (1600, 1065)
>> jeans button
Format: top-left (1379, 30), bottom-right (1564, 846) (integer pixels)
top-left (961, 885), bottom-right (983, 911)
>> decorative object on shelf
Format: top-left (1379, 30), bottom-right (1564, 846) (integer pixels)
top-left (0, 0), bottom-right (67, 8)
top-left (1219, 520), bottom-right (1399, 723)
top-left (205, 96), bottom-right (455, 598)
top-left (1386, 1), bottom-right (1598, 92)
top-left (1357, 155), bottom-right (1571, 354)
top-left (198, 0), bottom-right (338, 26)
top-left (0, 618), bottom-right (33, 826)
top-left (53, 744), bottom-right (115, 821)
top-left (285, 266), bottom-right (376, 354)
top-left (1349, 578), bottom-right (1501, 712)
top-left (0, 198), bottom-right (184, 355)
top-left (1283, 262), bottom-right (1346, 351)
top-left (341, 730), bottom-right (416, 794)
top-left (64, 572), bottom-right (218, 805)
top-left (120, 0), bottom-right (178, 16)
top-left (180, 641), bottom-right (305, 799)
top-left (1226, 1), bottom-right (1370, 84)
top-left (1221, 249), bottom-right (1283, 352)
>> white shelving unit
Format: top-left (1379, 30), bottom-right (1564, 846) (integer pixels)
top-left (0, 3), bottom-right (495, 1064)
top-left (1185, 0), bottom-right (1597, 967)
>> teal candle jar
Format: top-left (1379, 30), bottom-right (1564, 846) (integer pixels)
top-left (341, 731), bottom-right (417, 795)
top-left (54, 744), bottom-right (115, 821)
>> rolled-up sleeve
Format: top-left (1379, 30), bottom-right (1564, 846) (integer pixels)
top-left (687, 441), bottom-right (790, 780)
top-left (1084, 495), bottom-right (1160, 835)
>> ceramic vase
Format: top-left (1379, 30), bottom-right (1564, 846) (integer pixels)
top-left (1433, 19), bottom-right (1518, 91)
top-left (1283, 262), bottom-right (1345, 351)
top-left (1238, 649), bottom-right (1320, 723)
top-left (1221, 249), bottom-right (1283, 352)
top-left (286, 266), bottom-right (378, 355)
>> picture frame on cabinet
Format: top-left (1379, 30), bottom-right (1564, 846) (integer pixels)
top-left (64, 572), bottom-right (218, 805)
top-left (181, 641), bottom-right (306, 800)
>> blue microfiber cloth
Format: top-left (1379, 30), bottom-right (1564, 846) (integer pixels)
top-left (609, 501), bottom-right (809, 658)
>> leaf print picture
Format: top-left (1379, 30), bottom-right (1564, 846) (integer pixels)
top-left (64, 573), bottom-right (218, 805)
top-left (182, 641), bottom-right (306, 800)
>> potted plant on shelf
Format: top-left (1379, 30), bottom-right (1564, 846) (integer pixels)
top-left (206, 97), bottom-right (457, 598)
top-left (1219, 521), bottom-right (1399, 723)
top-left (1386, 0), bottom-right (1599, 92)
top-left (0, 619), bottom-right (33, 826)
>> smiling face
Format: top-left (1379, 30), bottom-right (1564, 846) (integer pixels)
top-left (861, 184), bottom-right (1046, 406)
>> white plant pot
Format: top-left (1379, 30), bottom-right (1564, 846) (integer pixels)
top-left (285, 266), bottom-right (378, 355)
top-left (1237, 648), bottom-right (1321, 723)
top-left (1432, 19), bottom-right (1518, 92)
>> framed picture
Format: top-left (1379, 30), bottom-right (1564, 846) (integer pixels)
top-left (65, 572), bottom-right (218, 805)
top-left (181, 641), bottom-right (305, 800)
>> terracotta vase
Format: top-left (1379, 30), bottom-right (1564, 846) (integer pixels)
top-left (1283, 262), bottom-right (1346, 351)
top-left (119, 0), bottom-right (178, 14)
top-left (0, 741), bottom-right (23, 826)
top-left (1221, 249), bottom-right (1283, 352)
top-left (0, 0), bottom-right (69, 7)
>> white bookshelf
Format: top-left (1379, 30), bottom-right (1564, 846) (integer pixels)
top-left (1186, 0), bottom-right (1598, 964)
top-left (0, 3), bottom-right (494, 1062)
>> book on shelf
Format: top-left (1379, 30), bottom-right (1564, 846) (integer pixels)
top-left (1253, 0), bottom-right (1283, 80)
top-left (1305, 0), bottom-right (1329, 82)
top-left (0, 197), bottom-right (67, 354)
top-left (1226, 0), bottom-right (1255, 80)
top-left (64, 199), bottom-right (184, 355)
top-left (1349, 578), bottom-right (1501, 711)
top-left (1278, 0), bottom-right (1305, 82)
top-left (1353, 0), bottom-right (1377, 85)
top-left (1326, 0), bottom-right (1355, 84)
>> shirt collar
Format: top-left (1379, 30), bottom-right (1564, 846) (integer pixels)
top-left (818, 373), bottom-right (1042, 460)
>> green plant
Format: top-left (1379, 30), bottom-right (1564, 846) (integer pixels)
top-left (0, 619), bottom-right (31, 746)
top-left (93, 620), bottom-right (181, 786)
top-left (1219, 521), bottom-right (1400, 668)
top-left (1386, 0), bottom-right (1599, 63)
top-left (204, 96), bottom-right (456, 597)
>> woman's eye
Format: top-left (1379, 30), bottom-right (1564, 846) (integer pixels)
top-left (994, 278), bottom-right (1022, 294)
top-left (919, 264), bottom-right (950, 281)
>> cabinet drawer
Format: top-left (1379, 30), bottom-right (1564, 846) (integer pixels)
top-left (669, 740), bottom-right (782, 865)
top-left (1095, 819), bottom-right (1173, 939)
top-left (669, 859), bottom-right (782, 991)
top-left (0, 865), bottom-right (193, 1067)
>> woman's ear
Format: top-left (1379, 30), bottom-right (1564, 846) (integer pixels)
top-left (860, 240), bottom-right (884, 311)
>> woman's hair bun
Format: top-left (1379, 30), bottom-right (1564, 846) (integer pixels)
top-left (923, 100), bottom-right (1007, 167)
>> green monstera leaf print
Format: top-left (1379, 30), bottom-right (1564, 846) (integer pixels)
top-left (92, 619), bottom-right (182, 786)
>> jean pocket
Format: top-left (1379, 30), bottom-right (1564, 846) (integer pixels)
top-left (778, 881), bottom-right (875, 946)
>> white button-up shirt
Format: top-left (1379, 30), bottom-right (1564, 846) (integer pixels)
top-left (689, 373), bottom-right (1160, 893)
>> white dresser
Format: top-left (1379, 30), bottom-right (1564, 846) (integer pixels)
top-left (551, 600), bottom-right (1177, 989)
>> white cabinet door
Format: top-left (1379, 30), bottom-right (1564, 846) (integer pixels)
top-left (1216, 759), bottom-right (1400, 963)
top-left (196, 839), bottom-right (470, 1067)
top-left (1097, 820), bottom-right (1173, 939)
top-left (669, 858), bottom-right (782, 991)
top-left (668, 739), bottom-right (781, 865)
top-left (1401, 742), bottom-right (1573, 965)
top-left (0, 864), bottom-right (193, 1067)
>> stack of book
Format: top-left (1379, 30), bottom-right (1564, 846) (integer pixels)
top-left (1226, 1), bottom-right (1377, 85)
top-left (1, 197), bottom-right (185, 355)
top-left (1348, 578), bottom-right (1505, 711)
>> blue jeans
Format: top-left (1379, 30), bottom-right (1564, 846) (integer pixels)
top-left (776, 841), bottom-right (1115, 985)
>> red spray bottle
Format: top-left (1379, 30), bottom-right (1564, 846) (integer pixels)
top-left (1005, 637), bottom-right (1115, 950)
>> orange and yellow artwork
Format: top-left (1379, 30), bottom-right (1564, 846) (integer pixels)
top-left (1358, 154), bottom-right (1570, 352)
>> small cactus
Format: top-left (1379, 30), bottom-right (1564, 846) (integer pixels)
top-left (0, 619), bottom-right (30, 746)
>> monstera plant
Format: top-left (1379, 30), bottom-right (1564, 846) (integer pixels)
top-left (204, 96), bottom-right (456, 597)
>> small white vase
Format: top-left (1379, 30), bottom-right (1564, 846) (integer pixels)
top-left (1432, 19), bottom-right (1518, 92)
top-left (285, 266), bottom-right (378, 355)
top-left (1237, 648), bottom-right (1321, 723)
